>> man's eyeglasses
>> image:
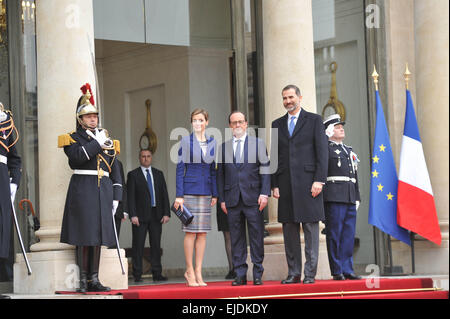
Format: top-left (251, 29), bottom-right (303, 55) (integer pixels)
top-left (230, 120), bottom-right (246, 126)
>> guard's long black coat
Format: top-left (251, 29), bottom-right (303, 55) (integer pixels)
top-left (60, 127), bottom-right (122, 247)
top-left (0, 114), bottom-right (21, 258)
top-left (271, 110), bottom-right (328, 223)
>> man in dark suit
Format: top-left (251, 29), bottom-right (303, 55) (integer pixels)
top-left (271, 84), bottom-right (328, 284)
top-left (127, 149), bottom-right (170, 282)
top-left (217, 111), bottom-right (271, 286)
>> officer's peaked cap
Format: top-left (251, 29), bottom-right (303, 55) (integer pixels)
top-left (323, 113), bottom-right (345, 128)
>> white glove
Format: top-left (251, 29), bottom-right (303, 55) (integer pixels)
top-left (86, 129), bottom-right (109, 148)
top-left (10, 183), bottom-right (18, 203)
top-left (0, 110), bottom-right (7, 122)
top-left (96, 129), bottom-right (109, 147)
top-left (356, 201), bottom-right (360, 211)
top-left (123, 212), bottom-right (129, 220)
top-left (112, 200), bottom-right (119, 215)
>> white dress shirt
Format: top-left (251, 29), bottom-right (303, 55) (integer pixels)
top-left (287, 108), bottom-right (301, 127)
top-left (232, 132), bottom-right (267, 199)
top-left (232, 132), bottom-right (247, 160)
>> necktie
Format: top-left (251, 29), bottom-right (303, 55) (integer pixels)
top-left (146, 169), bottom-right (156, 207)
top-left (235, 139), bottom-right (242, 164)
top-left (289, 116), bottom-right (296, 136)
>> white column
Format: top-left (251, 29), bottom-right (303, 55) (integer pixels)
top-left (32, 0), bottom-right (96, 253)
top-left (414, 0), bottom-right (449, 230)
top-left (404, 0), bottom-right (448, 275)
top-left (260, 0), bottom-right (329, 280)
top-left (14, 0), bottom-right (127, 293)
top-left (263, 0), bottom-right (317, 234)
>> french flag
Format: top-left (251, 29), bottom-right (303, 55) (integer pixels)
top-left (397, 90), bottom-right (441, 245)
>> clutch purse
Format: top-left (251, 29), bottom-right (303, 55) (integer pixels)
top-left (170, 203), bottom-right (194, 226)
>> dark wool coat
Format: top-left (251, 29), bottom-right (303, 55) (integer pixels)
top-left (60, 127), bottom-right (122, 247)
top-left (0, 113), bottom-right (21, 258)
top-left (271, 110), bottom-right (329, 223)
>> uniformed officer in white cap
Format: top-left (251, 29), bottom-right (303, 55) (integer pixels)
top-left (322, 114), bottom-right (361, 280)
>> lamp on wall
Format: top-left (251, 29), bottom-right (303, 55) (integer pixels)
top-left (0, 0), bottom-right (36, 45)
top-left (0, 0), bottom-right (6, 45)
top-left (21, 0), bottom-right (36, 22)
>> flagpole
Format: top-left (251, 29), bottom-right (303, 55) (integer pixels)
top-left (371, 66), bottom-right (396, 275)
top-left (404, 63), bottom-right (416, 275)
top-left (371, 66), bottom-right (405, 276)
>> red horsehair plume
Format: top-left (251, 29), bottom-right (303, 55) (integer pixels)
top-left (80, 83), bottom-right (95, 105)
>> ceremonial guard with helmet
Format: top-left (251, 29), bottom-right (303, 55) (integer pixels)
top-left (0, 103), bottom-right (21, 280)
top-left (58, 84), bottom-right (122, 292)
top-left (322, 114), bottom-right (361, 281)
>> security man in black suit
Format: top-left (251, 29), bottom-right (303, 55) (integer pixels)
top-left (127, 149), bottom-right (170, 282)
top-left (322, 114), bottom-right (361, 280)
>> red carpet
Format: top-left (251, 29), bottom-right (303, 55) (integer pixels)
top-left (57, 278), bottom-right (448, 299)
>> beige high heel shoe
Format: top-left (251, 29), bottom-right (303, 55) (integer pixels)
top-left (184, 271), bottom-right (200, 287)
top-left (195, 270), bottom-right (207, 287)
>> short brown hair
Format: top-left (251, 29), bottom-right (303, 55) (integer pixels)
top-left (139, 149), bottom-right (152, 157)
top-left (191, 108), bottom-right (209, 122)
top-left (282, 84), bottom-right (301, 97)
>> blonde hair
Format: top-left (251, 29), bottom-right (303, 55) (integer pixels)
top-left (190, 108), bottom-right (209, 122)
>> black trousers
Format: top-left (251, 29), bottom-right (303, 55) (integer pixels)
top-left (132, 219), bottom-right (162, 279)
top-left (0, 230), bottom-right (14, 282)
top-left (227, 198), bottom-right (265, 279)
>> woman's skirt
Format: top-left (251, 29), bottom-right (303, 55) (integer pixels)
top-left (182, 195), bottom-right (212, 233)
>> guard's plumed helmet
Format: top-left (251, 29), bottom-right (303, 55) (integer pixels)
top-left (76, 83), bottom-right (98, 127)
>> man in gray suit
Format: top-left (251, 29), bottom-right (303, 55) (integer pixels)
top-left (217, 111), bottom-right (271, 286)
top-left (271, 85), bottom-right (328, 284)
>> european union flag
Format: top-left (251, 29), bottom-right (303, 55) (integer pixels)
top-left (368, 91), bottom-right (411, 245)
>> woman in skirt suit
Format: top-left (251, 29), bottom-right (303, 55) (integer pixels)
top-left (174, 108), bottom-right (218, 287)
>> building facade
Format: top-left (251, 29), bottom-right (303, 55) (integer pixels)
top-left (0, 0), bottom-right (447, 294)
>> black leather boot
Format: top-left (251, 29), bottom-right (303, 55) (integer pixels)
top-left (87, 246), bottom-right (111, 292)
top-left (76, 246), bottom-right (89, 293)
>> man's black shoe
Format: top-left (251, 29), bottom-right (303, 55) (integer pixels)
top-left (333, 274), bottom-right (346, 280)
top-left (232, 277), bottom-right (247, 286)
top-left (88, 275), bottom-right (111, 292)
top-left (253, 278), bottom-right (263, 285)
top-left (303, 278), bottom-right (315, 284)
top-left (77, 273), bottom-right (88, 293)
top-left (153, 274), bottom-right (168, 282)
top-left (281, 275), bottom-right (301, 284)
top-left (344, 273), bottom-right (362, 280)
top-left (225, 270), bottom-right (237, 280)
top-left (134, 277), bottom-right (143, 283)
